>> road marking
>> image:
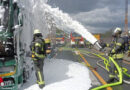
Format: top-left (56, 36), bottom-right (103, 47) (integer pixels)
top-left (80, 62), bottom-right (101, 86)
top-left (79, 52), bottom-right (112, 90)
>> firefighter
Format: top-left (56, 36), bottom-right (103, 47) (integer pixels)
top-left (31, 29), bottom-right (46, 88)
top-left (107, 27), bottom-right (125, 83)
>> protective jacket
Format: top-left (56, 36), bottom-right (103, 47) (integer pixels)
top-left (31, 37), bottom-right (46, 60)
top-left (110, 37), bottom-right (125, 59)
top-left (122, 36), bottom-right (129, 51)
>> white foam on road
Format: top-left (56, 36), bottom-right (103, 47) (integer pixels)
top-left (20, 59), bottom-right (91, 90)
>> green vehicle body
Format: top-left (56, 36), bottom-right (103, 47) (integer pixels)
top-left (0, 0), bottom-right (24, 90)
top-left (0, 59), bottom-right (18, 90)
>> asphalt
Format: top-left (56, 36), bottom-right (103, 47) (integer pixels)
top-left (54, 47), bottom-right (130, 90)
top-left (56, 50), bottom-right (79, 62)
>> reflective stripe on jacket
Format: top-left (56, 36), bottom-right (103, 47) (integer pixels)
top-left (31, 38), bottom-right (45, 60)
top-left (111, 37), bottom-right (125, 59)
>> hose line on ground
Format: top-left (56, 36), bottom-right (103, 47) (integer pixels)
top-left (91, 57), bottom-right (123, 90)
top-left (79, 50), bottom-right (110, 72)
top-left (78, 49), bottom-right (123, 90)
top-left (96, 60), bottom-right (108, 72)
top-left (60, 47), bottom-right (129, 87)
top-left (79, 49), bottom-right (130, 79)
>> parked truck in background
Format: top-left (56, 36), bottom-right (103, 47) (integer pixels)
top-left (70, 32), bottom-right (85, 48)
top-left (56, 34), bottom-right (65, 46)
top-left (94, 34), bottom-right (100, 41)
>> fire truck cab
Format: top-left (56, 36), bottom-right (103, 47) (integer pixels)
top-left (56, 34), bottom-right (65, 46)
top-left (70, 32), bottom-right (85, 48)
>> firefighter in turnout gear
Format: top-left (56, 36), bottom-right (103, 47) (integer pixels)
top-left (107, 27), bottom-right (125, 83)
top-left (31, 29), bottom-right (46, 88)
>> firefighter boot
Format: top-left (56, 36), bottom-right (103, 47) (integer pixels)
top-left (107, 74), bottom-right (116, 83)
top-left (37, 71), bottom-right (45, 89)
top-left (39, 83), bottom-right (45, 89)
top-left (107, 78), bottom-right (115, 83)
top-left (37, 80), bottom-right (45, 89)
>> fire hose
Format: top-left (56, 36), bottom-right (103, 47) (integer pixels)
top-left (60, 47), bottom-right (130, 89)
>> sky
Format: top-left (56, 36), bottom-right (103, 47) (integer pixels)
top-left (48, 0), bottom-right (130, 33)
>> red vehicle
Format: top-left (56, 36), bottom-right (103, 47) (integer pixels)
top-left (70, 32), bottom-right (85, 48)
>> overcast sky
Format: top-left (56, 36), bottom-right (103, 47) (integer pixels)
top-left (48, 0), bottom-right (130, 33)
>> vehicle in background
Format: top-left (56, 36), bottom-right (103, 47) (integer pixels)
top-left (56, 34), bottom-right (65, 46)
top-left (94, 34), bottom-right (100, 41)
top-left (70, 32), bottom-right (85, 48)
top-left (45, 38), bottom-right (51, 54)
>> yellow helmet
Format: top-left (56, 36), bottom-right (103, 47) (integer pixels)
top-left (34, 29), bottom-right (41, 34)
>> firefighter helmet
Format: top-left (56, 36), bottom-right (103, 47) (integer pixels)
top-left (114, 27), bottom-right (122, 35)
top-left (34, 29), bottom-right (41, 35)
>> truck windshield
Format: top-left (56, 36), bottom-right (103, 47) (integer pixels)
top-left (72, 33), bottom-right (81, 37)
top-left (0, 66), bottom-right (15, 73)
top-left (56, 35), bottom-right (63, 38)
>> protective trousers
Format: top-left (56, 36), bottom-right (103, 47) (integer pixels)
top-left (33, 58), bottom-right (45, 88)
top-left (109, 58), bottom-right (122, 79)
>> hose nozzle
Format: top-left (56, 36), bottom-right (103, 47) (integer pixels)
top-left (93, 41), bottom-right (102, 51)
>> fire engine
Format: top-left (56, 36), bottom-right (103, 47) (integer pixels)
top-left (70, 32), bottom-right (85, 48)
top-left (56, 34), bottom-right (65, 46)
